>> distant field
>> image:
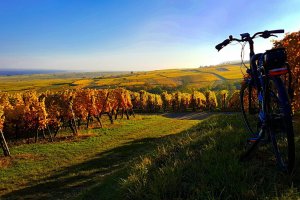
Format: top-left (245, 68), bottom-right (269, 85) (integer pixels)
top-left (0, 71), bottom-right (131, 92)
top-left (0, 65), bottom-right (244, 92)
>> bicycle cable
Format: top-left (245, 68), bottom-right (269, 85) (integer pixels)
top-left (239, 41), bottom-right (248, 76)
top-left (228, 40), bottom-right (249, 76)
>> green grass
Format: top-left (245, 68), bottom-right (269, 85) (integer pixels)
top-left (1, 114), bottom-right (298, 199)
top-left (0, 114), bottom-right (199, 199)
top-left (120, 114), bottom-right (300, 200)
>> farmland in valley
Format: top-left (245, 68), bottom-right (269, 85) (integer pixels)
top-left (0, 65), bottom-right (244, 92)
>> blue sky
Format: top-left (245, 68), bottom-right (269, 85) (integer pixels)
top-left (0, 0), bottom-right (299, 71)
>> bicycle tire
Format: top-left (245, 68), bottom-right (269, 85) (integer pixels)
top-left (267, 77), bottom-right (295, 173)
top-left (240, 81), bottom-right (260, 136)
top-left (239, 81), bottom-right (264, 161)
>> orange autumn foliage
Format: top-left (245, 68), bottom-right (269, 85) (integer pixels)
top-left (273, 30), bottom-right (300, 111)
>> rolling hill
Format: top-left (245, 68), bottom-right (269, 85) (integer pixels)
top-left (0, 65), bottom-right (245, 92)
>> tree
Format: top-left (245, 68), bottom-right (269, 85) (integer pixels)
top-left (273, 31), bottom-right (300, 111)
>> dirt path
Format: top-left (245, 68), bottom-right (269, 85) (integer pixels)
top-left (163, 112), bottom-right (235, 120)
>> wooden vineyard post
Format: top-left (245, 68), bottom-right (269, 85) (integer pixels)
top-left (0, 130), bottom-right (10, 156)
top-left (222, 93), bottom-right (226, 110)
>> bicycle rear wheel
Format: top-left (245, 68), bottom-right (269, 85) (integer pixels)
top-left (240, 81), bottom-right (260, 136)
top-left (267, 77), bottom-right (295, 173)
top-left (240, 81), bottom-right (263, 161)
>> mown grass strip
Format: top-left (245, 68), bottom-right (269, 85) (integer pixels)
top-left (0, 114), bottom-right (199, 199)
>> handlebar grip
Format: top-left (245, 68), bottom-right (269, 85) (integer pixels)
top-left (269, 29), bottom-right (284, 34)
top-left (215, 39), bottom-right (230, 51)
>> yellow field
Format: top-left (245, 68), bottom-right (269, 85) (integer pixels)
top-left (72, 79), bottom-right (93, 86)
top-left (0, 65), bottom-right (244, 92)
top-left (0, 78), bottom-right (76, 92)
top-left (198, 65), bottom-right (246, 79)
top-left (152, 77), bottom-right (179, 87)
top-left (119, 81), bottom-right (145, 86)
top-left (95, 78), bottom-right (121, 86)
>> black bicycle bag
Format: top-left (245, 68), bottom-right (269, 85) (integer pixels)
top-left (264, 48), bottom-right (294, 100)
top-left (263, 48), bottom-right (290, 77)
top-left (263, 48), bottom-right (287, 70)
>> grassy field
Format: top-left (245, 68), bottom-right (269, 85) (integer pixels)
top-left (0, 114), bottom-right (200, 199)
top-left (120, 114), bottom-right (300, 200)
top-left (0, 65), bottom-right (244, 92)
top-left (0, 113), bottom-right (299, 199)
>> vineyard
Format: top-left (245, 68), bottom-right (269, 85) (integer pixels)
top-left (0, 88), bottom-right (240, 148)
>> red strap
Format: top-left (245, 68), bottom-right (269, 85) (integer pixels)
top-left (269, 68), bottom-right (288, 76)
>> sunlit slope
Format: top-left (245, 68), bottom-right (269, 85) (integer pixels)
top-left (83, 65), bottom-right (245, 89)
top-left (0, 65), bottom-right (244, 92)
top-left (0, 71), bottom-right (128, 92)
top-left (0, 76), bottom-right (76, 92)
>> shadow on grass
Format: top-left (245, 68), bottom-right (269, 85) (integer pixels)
top-left (119, 114), bottom-right (300, 200)
top-left (1, 127), bottom-right (197, 200)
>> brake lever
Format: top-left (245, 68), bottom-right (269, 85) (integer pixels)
top-left (270, 34), bottom-right (278, 38)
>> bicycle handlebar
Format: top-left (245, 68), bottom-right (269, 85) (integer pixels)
top-left (268, 29), bottom-right (284, 34)
top-left (215, 29), bottom-right (284, 51)
top-left (215, 39), bottom-right (230, 51)
top-left (253, 29), bottom-right (284, 39)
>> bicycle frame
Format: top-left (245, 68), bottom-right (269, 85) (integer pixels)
top-left (246, 40), bottom-right (268, 124)
top-left (248, 51), bottom-right (292, 120)
top-left (245, 40), bottom-right (293, 171)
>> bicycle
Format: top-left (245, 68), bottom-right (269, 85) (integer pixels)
top-left (215, 29), bottom-right (295, 173)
